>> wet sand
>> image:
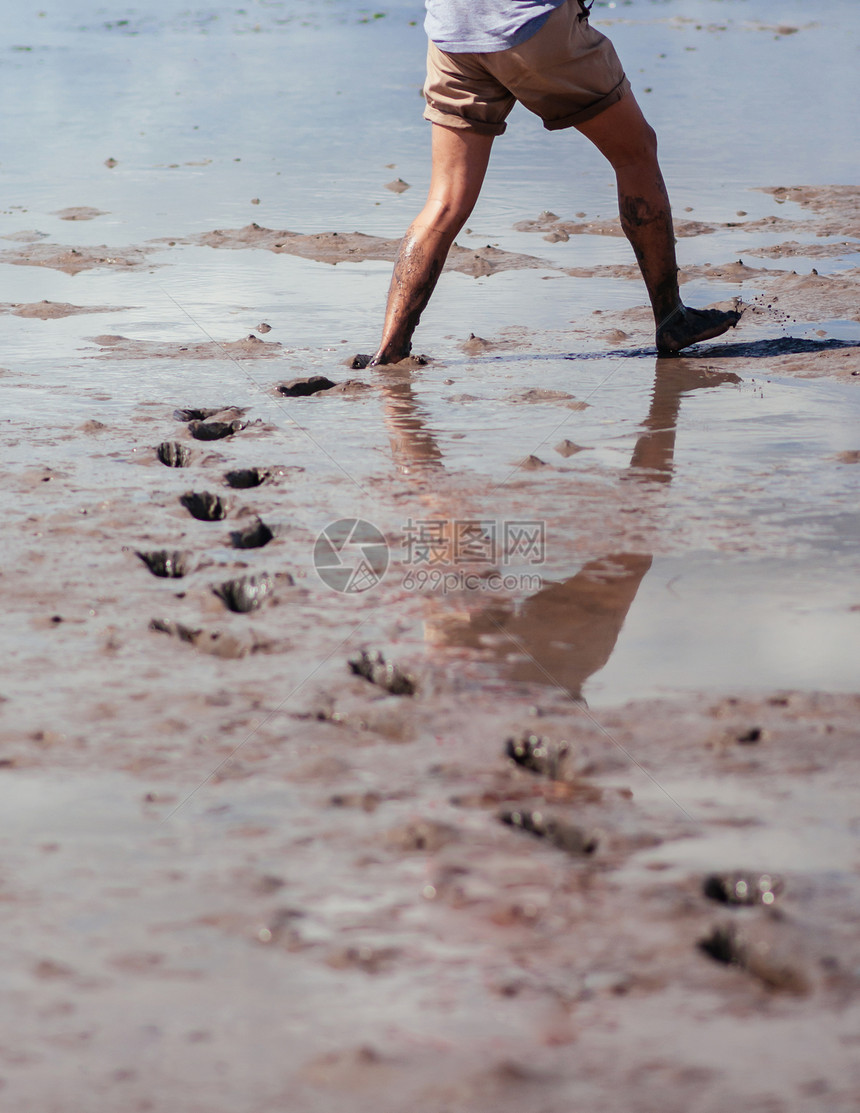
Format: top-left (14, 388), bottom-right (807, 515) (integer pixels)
top-left (1, 1), bottom-right (859, 1110)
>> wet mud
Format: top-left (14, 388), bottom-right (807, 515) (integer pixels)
top-left (179, 224), bottom-right (551, 278)
top-left (1, 300), bottom-right (129, 319)
top-left (277, 374), bottom-right (337, 397)
top-left (0, 242), bottom-right (155, 274)
top-left (87, 334), bottom-right (283, 359)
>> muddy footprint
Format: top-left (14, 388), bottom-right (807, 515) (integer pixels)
top-left (224, 467), bottom-right (271, 489)
top-left (150, 618), bottom-right (250, 659)
top-left (213, 573), bottom-right (273, 613)
top-left (703, 872), bottom-right (784, 907)
top-left (505, 733), bottom-right (577, 782)
top-left (157, 441), bottom-right (192, 467)
top-left (499, 809), bottom-right (598, 856)
top-left (180, 492), bottom-right (229, 521)
top-left (348, 650), bottom-right (417, 696)
top-left (136, 550), bottom-right (192, 578)
top-left (230, 519), bottom-right (274, 549)
top-left (698, 920), bottom-right (810, 995)
top-left (150, 617), bottom-right (200, 643)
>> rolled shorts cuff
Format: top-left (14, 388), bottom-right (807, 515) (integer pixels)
top-left (542, 75), bottom-right (631, 130)
top-left (423, 100), bottom-right (509, 136)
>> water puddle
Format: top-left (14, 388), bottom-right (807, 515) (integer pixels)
top-left (376, 360), bottom-right (860, 705)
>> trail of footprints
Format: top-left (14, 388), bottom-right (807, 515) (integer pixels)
top-left (142, 403), bottom-right (295, 650)
top-left (502, 731), bottom-right (835, 997)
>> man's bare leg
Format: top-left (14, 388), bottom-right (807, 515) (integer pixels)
top-left (369, 125), bottom-right (495, 366)
top-left (576, 94), bottom-right (740, 355)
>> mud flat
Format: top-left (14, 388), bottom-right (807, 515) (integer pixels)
top-left (1, 1), bottom-right (859, 1110)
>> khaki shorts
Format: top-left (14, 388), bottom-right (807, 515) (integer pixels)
top-left (423, 0), bottom-right (630, 135)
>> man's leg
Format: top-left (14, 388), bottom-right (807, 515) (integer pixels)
top-left (369, 124), bottom-right (495, 366)
top-left (575, 94), bottom-right (739, 354)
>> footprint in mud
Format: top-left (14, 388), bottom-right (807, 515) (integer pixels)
top-left (180, 491), bottom-right (229, 521)
top-left (348, 650), bottom-right (417, 696)
top-left (698, 919), bottom-right (810, 995)
top-left (157, 441), bottom-right (192, 467)
top-left (213, 573), bottom-right (273, 613)
top-left (150, 617), bottom-right (200, 644)
top-left (230, 519), bottom-right (274, 549)
top-left (499, 808), bottom-right (598, 856)
top-left (135, 550), bottom-right (192, 578)
top-left (703, 872), bottom-right (784, 906)
top-left (506, 733), bottom-right (577, 782)
top-left (188, 418), bottom-right (247, 441)
top-left (224, 467), bottom-right (271, 489)
top-left (149, 618), bottom-right (250, 659)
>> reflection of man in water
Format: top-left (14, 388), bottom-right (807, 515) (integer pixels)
top-left (379, 359), bottom-right (738, 702)
top-left (366, 0), bottom-right (740, 365)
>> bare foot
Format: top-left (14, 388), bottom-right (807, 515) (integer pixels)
top-left (656, 305), bottom-right (741, 355)
top-left (351, 351), bottom-right (427, 369)
top-left (368, 347), bottom-right (413, 368)
top-left (349, 350), bottom-right (408, 369)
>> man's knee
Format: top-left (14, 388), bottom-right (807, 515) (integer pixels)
top-left (419, 195), bottom-right (475, 238)
top-left (640, 120), bottom-right (658, 158)
top-left (641, 120), bottom-right (659, 163)
top-left (616, 119), bottom-right (659, 171)
top-left (579, 94), bottom-right (660, 171)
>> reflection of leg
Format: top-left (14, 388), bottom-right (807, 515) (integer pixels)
top-left (505, 553), bottom-right (654, 700)
top-left (370, 125), bottom-right (494, 366)
top-left (629, 362), bottom-right (684, 478)
top-left (628, 361), bottom-right (743, 479)
top-left (623, 362), bottom-right (743, 480)
top-left (423, 553), bottom-right (653, 704)
top-left (576, 94), bottom-right (739, 354)
top-left (377, 368), bottom-right (446, 472)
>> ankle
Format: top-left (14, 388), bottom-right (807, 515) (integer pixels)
top-left (656, 303), bottom-right (685, 332)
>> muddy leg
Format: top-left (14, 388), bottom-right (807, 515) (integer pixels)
top-left (576, 94), bottom-right (739, 354)
top-left (369, 125), bottom-right (494, 366)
